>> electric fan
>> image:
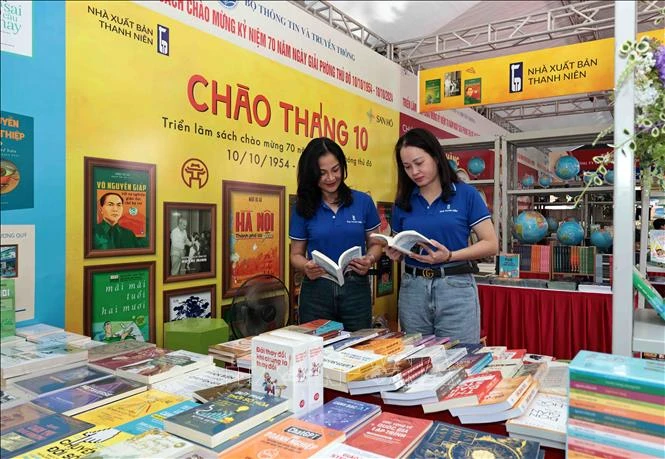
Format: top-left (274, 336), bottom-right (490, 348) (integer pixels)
top-left (228, 274), bottom-right (290, 339)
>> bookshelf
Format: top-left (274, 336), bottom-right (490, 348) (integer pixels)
top-left (511, 243), bottom-right (596, 280)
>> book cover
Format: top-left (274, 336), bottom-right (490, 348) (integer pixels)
top-left (649, 229), bottom-right (665, 264)
top-left (449, 352), bottom-right (492, 375)
top-left (311, 246), bottom-right (362, 286)
top-left (369, 230), bottom-right (431, 255)
top-left (328, 329), bottom-right (381, 351)
top-left (480, 359), bottom-right (524, 378)
top-left (211, 411), bottom-right (293, 453)
top-left (506, 392), bottom-right (568, 444)
top-left (411, 421), bottom-right (541, 459)
top-left (163, 389), bottom-right (290, 448)
top-left (151, 365), bottom-right (249, 399)
top-left (115, 349), bottom-right (213, 384)
top-left (499, 254), bottom-right (520, 278)
top-left (15, 323), bottom-right (62, 340)
top-left (12, 365), bottom-right (110, 396)
top-left (382, 368), bottom-right (466, 404)
top-left (0, 387), bottom-right (33, 410)
top-left (74, 389), bottom-right (186, 427)
top-left (29, 331), bottom-right (91, 347)
top-left (85, 429), bottom-right (196, 459)
top-left (31, 376), bottom-right (147, 416)
top-left (1, 403), bottom-right (52, 431)
top-left (311, 443), bottom-right (389, 459)
top-left (345, 411), bottom-right (432, 458)
top-left (456, 382), bottom-right (539, 425)
top-left (570, 350), bottom-right (665, 392)
top-left (1, 345), bottom-right (88, 380)
top-left (282, 319), bottom-right (344, 337)
top-left (208, 337), bottom-right (253, 359)
top-left (16, 425), bottom-right (134, 459)
top-left (422, 371), bottom-right (502, 413)
top-left (298, 396), bottom-right (380, 434)
top-left (192, 378), bottom-right (252, 403)
top-left (88, 346), bottom-right (169, 373)
top-left (87, 340), bottom-right (157, 362)
top-left (451, 376), bottom-right (534, 416)
top-left (348, 357), bottom-right (431, 389)
top-left (221, 417), bottom-right (345, 459)
top-left (323, 347), bottom-right (386, 384)
top-left (116, 400), bottom-right (199, 434)
top-left (0, 413), bottom-right (93, 457)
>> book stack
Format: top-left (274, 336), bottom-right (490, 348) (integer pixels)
top-left (381, 368), bottom-right (466, 406)
top-left (448, 351), bottom-right (493, 375)
top-left (353, 337), bottom-right (404, 356)
top-left (347, 357), bottom-right (432, 395)
top-left (282, 318), bottom-right (345, 343)
top-left (115, 349), bottom-right (214, 384)
top-left (422, 371), bottom-right (503, 414)
top-left (327, 328), bottom-right (389, 351)
top-left (299, 396), bottom-right (381, 435)
top-left (506, 392), bottom-right (568, 449)
top-left (208, 336), bottom-right (253, 366)
top-left (323, 347), bottom-right (387, 392)
top-left (27, 330), bottom-right (92, 348)
top-left (1, 342), bottom-right (89, 384)
top-left (567, 350), bottom-right (665, 458)
top-left (87, 346), bottom-right (169, 373)
top-left (150, 365), bottom-right (250, 399)
top-left (409, 344), bottom-right (466, 373)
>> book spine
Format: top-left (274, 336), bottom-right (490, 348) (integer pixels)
top-left (568, 426), bottom-right (663, 459)
top-left (568, 437), bottom-right (655, 459)
top-left (569, 397), bottom-right (663, 426)
top-left (570, 370), bottom-right (665, 396)
top-left (568, 418), bottom-right (665, 447)
top-left (569, 387), bottom-right (664, 413)
top-left (568, 406), bottom-right (665, 437)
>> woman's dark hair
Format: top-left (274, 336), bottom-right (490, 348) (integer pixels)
top-left (296, 137), bottom-right (352, 218)
top-left (394, 128), bottom-right (457, 211)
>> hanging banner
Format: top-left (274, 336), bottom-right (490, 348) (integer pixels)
top-left (418, 29), bottom-right (664, 112)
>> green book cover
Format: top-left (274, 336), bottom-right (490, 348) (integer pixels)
top-left (0, 279), bottom-right (16, 338)
top-left (425, 79), bottom-right (441, 104)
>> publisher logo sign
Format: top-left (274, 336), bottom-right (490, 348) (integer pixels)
top-left (157, 24), bottom-right (169, 56)
top-left (510, 62), bottom-right (523, 93)
top-left (181, 158), bottom-right (209, 189)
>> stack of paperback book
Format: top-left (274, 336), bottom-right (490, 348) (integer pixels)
top-left (567, 350), bottom-right (665, 458)
top-left (347, 357), bottom-right (432, 395)
top-left (506, 392), bottom-right (568, 449)
top-left (323, 347), bottom-right (387, 392)
top-left (299, 396), bottom-right (381, 435)
top-left (208, 336), bottom-right (253, 366)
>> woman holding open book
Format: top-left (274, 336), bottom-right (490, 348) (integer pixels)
top-left (289, 137), bottom-right (383, 332)
top-left (384, 128), bottom-right (498, 343)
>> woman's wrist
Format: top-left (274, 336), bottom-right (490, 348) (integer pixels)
top-left (367, 253), bottom-right (377, 264)
top-left (444, 250), bottom-right (454, 263)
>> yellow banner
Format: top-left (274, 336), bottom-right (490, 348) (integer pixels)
top-left (419, 29), bottom-right (664, 112)
top-left (65, 2), bottom-right (399, 338)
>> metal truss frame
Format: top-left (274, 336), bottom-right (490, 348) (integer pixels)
top-left (485, 92), bottom-right (612, 121)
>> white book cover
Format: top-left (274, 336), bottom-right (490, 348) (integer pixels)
top-left (251, 334), bottom-right (309, 415)
top-left (381, 368), bottom-right (464, 401)
top-left (29, 331), bottom-right (91, 346)
top-left (457, 383), bottom-right (539, 424)
top-left (151, 366), bottom-right (250, 399)
top-left (506, 392), bottom-right (568, 443)
top-left (540, 361), bottom-right (569, 396)
top-left (87, 428), bottom-right (196, 459)
top-left (311, 246), bottom-right (362, 286)
top-left (15, 323), bottom-right (63, 339)
top-left (369, 230), bottom-right (431, 255)
top-left (312, 442), bottom-right (389, 459)
top-left (1, 346), bottom-right (88, 380)
top-left (116, 350), bottom-right (213, 384)
top-left (268, 329), bottom-right (324, 413)
top-left (323, 348), bottom-right (385, 383)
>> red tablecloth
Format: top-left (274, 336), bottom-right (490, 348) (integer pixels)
top-left (325, 389), bottom-right (564, 458)
top-left (478, 284), bottom-right (612, 360)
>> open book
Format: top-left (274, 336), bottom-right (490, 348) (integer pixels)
top-left (311, 246), bottom-right (362, 286)
top-left (370, 230), bottom-right (431, 255)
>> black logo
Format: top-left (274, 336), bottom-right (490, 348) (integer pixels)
top-left (509, 62), bottom-right (523, 93)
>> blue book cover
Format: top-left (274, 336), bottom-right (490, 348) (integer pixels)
top-left (116, 400), bottom-right (199, 434)
top-left (568, 406), bottom-right (665, 437)
top-left (411, 421), bottom-right (541, 459)
top-left (499, 254), bottom-right (520, 278)
top-left (298, 397), bottom-right (380, 433)
top-left (212, 411), bottom-right (293, 452)
top-left (452, 343), bottom-right (483, 354)
top-left (13, 365), bottom-right (110, 396)
top-left (570, 350), bottom-right (665, 390)
top-left (163, 389), bottom-right (289, 445)
top-left (31, 376), bottom-right (146, 415)
top-left (0, 413), bottom-right (93, 457)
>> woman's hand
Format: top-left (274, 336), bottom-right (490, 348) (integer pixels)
top-left (303, 260), bottom-right (327, 280)
top-left (408, 239), bottom-right (452, 265)
top-left (348, 254), bottom-right (375, 275)
top-left (384, 246), bottom-right (404, 261)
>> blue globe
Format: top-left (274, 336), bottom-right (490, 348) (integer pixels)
top-left (514, 210), bottom-right (549, 244)
top-left (468, 157), bottom-right (486, 177)
top-left (604, 170), bottom-right (614, 184)
top-left (448, 159), bottom-right (458, 172)
top-left (521, 174), bottom-right (535, 188)
top-left (546, 217), bottom-right (559, 233)
top-left (583, 172), bottom-right (594, 185)
top-left (555, 156), bottom-right (580, 180)
top-left (539, 175), bottom-right (552, 188)
top-left (590, 229), bottom-right (613, 252)
top-left (557, 221), bottom-right (584, 246)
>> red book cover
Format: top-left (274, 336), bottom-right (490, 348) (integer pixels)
top-left (423, 371), bottom-right (502, 413)
top-left (345, 411), bottom-right (432, 457)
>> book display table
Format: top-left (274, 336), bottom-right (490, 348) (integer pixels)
top-left (478, 284), bottom-right (612, 360)
top-left (324, 388), bottom-right (566, 459)
top-left (163, 318), bottom-right (229, 356)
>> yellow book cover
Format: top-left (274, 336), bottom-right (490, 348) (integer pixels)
top-left (569, 388), bottom-right (663, 415)
top-left (481, 376), bottom-right (533, 406)
top-left (74, 390), bottom-right (185, 427)
top-left (17, 425), bottom-right (133, 459)
top-left (345, 356), bottom-right (388, 382)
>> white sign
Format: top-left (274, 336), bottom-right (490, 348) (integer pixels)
top-left (1, 224), bottom-right (35, 321)
top-left (1, 0), bottom-right (32, 57)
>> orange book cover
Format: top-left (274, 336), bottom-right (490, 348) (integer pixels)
top-left (345, 411), bottom-right (432, 458)
top-left (220, 417), bottom-right (344, 458)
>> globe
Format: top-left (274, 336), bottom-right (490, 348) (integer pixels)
top-left (513, 210), bottom-right (549, 244)
top-left (590, 229), bottom-right (613, 252)
top-left (448, 159), bottom-right (458, 172)
top-left (557, 220), bottom-right (584, 246)
top-left (555, 156), bottom-right (580, 180)
top-left (604, 170), bottom-right (614, 184)
top-left (468, 157), bottom-right (486, 177)
top-left (546, 217), bottom-right (558, 233)
top-left (583, 172), bottom-right (593, 185)
top-left (521, 174), bottom-right (535, 188)
top-left (538, 175), bottom-right (552, 188)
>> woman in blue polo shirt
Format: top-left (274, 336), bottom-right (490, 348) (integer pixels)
top-left (385, 128), bottom-right (498, 343)
top-left (289, 137), bottom-right (383, 332)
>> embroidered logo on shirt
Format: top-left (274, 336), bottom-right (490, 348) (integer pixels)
top-left (440, 204), bottom-right (458, 213)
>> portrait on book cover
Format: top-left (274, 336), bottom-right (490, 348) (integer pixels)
top-left (84, 157), bottom-right (155, 258)
top-left (84, 262), bottom-right (155, 343)
top-left (376, 254), bottom-right (394, 297)
top-left (163, 284), bottom-right (216, 323)
top-left (444, 71), bottom-right (461, 97)
top-left (463, 78), bottom-right (482, 105)
top-left (163, 202), bottom-right (216, 283)
top-left (0, 244), bottom-right (18, 278)
top-left (222, 181), bottom-right (285, 298)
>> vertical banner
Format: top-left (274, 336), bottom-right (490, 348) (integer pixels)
top-left (0, 0), bottom-right (32, 57)
top-left (1, 111), bottom-right (34, 210)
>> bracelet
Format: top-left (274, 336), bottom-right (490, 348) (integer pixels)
top-left (444, 250), bottom-right (453, 263)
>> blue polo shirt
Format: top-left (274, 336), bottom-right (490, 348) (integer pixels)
top-left (289, 190), bottom-right (380, 261)
top-left (392, 182), bottom-right (491, 268)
